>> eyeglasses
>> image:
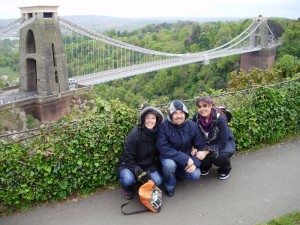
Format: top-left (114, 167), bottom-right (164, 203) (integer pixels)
top-left (197, 103), bottom-right (209, 109)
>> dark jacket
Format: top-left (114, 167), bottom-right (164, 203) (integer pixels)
top-left (156, 119), bottom-right (206, 169)
top-left (192, 107), bottom-right (236, 154)
top-left (117, 126), bottom-right (160, 173)
top-left (116, 105), bottom-right (164, 174)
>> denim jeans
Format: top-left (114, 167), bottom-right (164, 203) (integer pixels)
top-left (119, 168), bottom-right (163, 190)
top-left (160, 158), bottom-right (200, 191)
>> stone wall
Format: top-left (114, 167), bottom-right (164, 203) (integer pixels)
top-left (24, 96), bottom-right (72, 122)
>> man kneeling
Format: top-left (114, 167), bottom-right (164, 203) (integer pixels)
top-left (156, 100), bottom-right (206, 197)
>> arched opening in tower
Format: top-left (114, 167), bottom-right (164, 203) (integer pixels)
top-left (26, 58), bottom-right (37, 92)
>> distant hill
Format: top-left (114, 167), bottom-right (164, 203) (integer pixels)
top-left (0, 15), bottom-right (243, 32)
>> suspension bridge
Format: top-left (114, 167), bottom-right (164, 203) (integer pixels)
top-left (0, 5), bottom-right (280, 121)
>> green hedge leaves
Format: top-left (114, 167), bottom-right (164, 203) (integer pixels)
top-left (0, 99), bottom-right (137, 213)
top-left (0, 80), bottom-right (299, 214)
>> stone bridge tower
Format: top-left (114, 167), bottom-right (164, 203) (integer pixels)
top-left (19, 5), bottom-right (69, 95)
top-left (18, 6), bottom-right (72, 122)
top-left (240, 16), bottom-right (277, 71)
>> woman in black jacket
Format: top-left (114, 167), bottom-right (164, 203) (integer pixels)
top-left (192, 96), bottom-right (236, 180)
top-left (117, 104), bottom-right (164, 199)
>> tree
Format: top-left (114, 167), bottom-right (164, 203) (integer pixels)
top-left (275, 54), bottom-right (300, 78)
top-left (198, 32), bottom-right (211, 51)
top-left (278, 21), bottom-right (300, 58)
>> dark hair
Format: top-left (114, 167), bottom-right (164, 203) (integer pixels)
top-left (195, 96), bottom-right (228, 121)
top-left (195, 96), bottom-right (215, 108)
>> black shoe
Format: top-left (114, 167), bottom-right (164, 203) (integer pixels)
top-left (219, 172), bottom-right (230, 180)
top-left (122, 188), bottom-right (134, 200)
top-left (165, 189), bottom-right (175, 197)
top-left (201, 170), bottom-right (209, 176)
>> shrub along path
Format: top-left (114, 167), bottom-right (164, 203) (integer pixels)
top-left (1, 138), bottom-right (300, 225)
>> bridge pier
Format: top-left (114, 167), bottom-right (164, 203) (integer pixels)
top-left (240, 16), bottom-right (277, 71)
top-left (23, 96), bottom-right (72, 122)
top-left (240, 46), bottom-right (278, 71)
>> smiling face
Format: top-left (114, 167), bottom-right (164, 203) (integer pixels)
top-left (171, 110), bottom-right (186, 126)
top-left (197, 101), bottom-right (213, 120)
top-left (144, 113), bottom-right (157, 129)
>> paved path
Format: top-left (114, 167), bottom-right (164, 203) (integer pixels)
top-left (1, 138), bottom-right (300, 225)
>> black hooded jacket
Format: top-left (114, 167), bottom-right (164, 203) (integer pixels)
top-left (116, 106), bottom-right (164, 174)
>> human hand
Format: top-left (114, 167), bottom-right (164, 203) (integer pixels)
top-left (135, 166), bottom-right (150, 183)
top-left (196, 151), bottom-right (209, 160)
top-left (187, 157), bottom-right (194, 167)
top-left (191, 147), bottom-right (197, 156)
top-left (185, 158), bottom-right (194, 171)
top-left (185, 164), bottom-right (196, 173)
top-left (139, 172), bottom-right (150, 183)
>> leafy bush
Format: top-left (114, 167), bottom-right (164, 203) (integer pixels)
top-left (230, 79), bottom-right (300, 149)
top-left (0, 80), bottom-right (299, 215)
top-left (0, 99), bottom-right (137, 214)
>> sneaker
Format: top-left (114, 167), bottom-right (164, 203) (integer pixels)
top-left (122, 188), bottom-right (134, 200)
top-left (201, 170), bottom-right (209, 176)
top-left (219, 173), bottom-right (230, 180)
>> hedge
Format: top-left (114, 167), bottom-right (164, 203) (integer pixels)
top-left (0, 80), bottom-right (299, 214)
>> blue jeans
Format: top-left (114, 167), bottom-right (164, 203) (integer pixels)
top-left (160, 158), bottom-right (200, 191)
top-left (119, 168), bottom-right (163, 190)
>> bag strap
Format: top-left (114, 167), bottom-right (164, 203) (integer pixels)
top-left (121, 202), bottom-right (149, 215)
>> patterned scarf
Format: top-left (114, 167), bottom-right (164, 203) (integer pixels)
top-left (197, 107), bottom-right (219, 144)
top-left (199, 110), bottom-right (213, 132)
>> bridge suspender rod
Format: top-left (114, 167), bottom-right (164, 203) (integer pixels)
top-left (59, 17), bottom-right (183, 57)
top-left (222, 22), bottom-right (262, 50)
top-left (201, 21), bottom-right (259, 53)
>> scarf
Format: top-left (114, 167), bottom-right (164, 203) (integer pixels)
top-left (198, 110), bottom-right (213, 132)
top-left (142, 126), bottom-right (158, 140)
top-left (198, 107), bottom-right (219, 144)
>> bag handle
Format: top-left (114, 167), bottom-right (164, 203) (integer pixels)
top-left (121, 202), bottom-right (149, 215)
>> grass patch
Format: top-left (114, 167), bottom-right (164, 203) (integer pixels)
top-left (257, 211), bottom-right (300, 225)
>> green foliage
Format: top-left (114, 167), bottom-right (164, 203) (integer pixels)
top-left (228, 68), bottom-right (284, 91)
top-left (0, 99), bottom-right (137, 214)
top-left (230, 80), bottom-right (300, 149)
top-left (0, 80), bottom-right (299, 215)
top-left (275, 54), bottom-right (300, 78)
top-left (1, 18), bottom-right (300, 216)
top-left (0, 39), bottom-right (19, 72)
top-left (257, 211), bottom-right (300, 225)
top-left (26, 115), bottom-right (40, 130)
top-left (278, 20), bottom-right (300, 58)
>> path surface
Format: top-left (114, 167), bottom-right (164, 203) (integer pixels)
top-left (1, 138), bottom-right (299, 225)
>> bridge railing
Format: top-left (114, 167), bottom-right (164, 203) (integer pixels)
top-left (0, 91), bottom-right (38, 106)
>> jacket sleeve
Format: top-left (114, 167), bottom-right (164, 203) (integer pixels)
top-left (210, 115), bottom-right (228, 151)
top-left (191, 121), bottom-right (206, 167)
top-left (121, 128), bottom-right (139, 171)
top-left (156, 122), bottom-right (190, 169)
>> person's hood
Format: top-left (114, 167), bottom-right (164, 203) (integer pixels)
top-left (167, 100), bottom-right (189, 122)
top-left (138, 105), bottom-right (164, 127)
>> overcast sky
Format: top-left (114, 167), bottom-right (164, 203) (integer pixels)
top-left (0, 0), bottom-right (299, 19)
